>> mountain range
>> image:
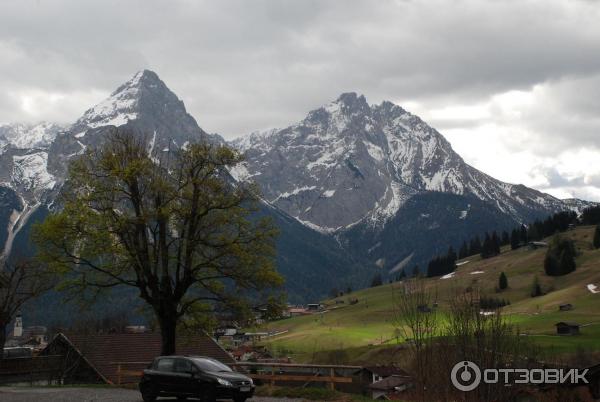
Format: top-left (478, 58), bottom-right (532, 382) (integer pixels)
top-left (0, 70), bottom-right (594, 308)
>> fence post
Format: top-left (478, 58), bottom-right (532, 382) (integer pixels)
top-left (329, 368), bottom-right (335, 390)
top-left (270, 366), bottom-right (275, 387)
top-left (117, 364), bottom-right (122, 386)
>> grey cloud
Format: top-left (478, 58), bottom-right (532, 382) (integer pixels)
top-left (1, 0), bottom-right (600, 201)
top-left (1, 0), bottom-right (600, 136)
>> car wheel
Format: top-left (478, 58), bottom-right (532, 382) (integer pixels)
top-left (200, 387), bottom-right (217, 402)
top-left (140, 384), bottom-right (157, 402)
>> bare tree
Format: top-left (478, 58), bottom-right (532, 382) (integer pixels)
top-left (34, 130), bottom-right (284, 355)
top-left (418, 289), bottom-right (542, 402)
top-left (0, 260), bottom-right (53, 357)
top-left (392, 278), bottom-right (439, 400)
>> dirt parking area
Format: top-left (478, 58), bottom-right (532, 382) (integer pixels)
top-left (0, 387), bottom-right (303, 402)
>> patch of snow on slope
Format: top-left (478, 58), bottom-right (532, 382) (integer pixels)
top-left (294, 217), bottom-right (336, 234)
top-left (274, 186), bottom-right (317, 202)
top-left (0, 122), bottom-right (63, 149)
top-left (441, 272), bottom-right (456, 279)
top-left (322, 189), bottom-right (336, 198)
top-left (587, 284), bottom-right (599, 294)
top-left (228, 162), bottom-right (260, 182)
top-left (76, 71), bottom-right (143, 129)
top-left (12, 152), bottom-right (56, 191)
top-left (365, 141), bottom-right (385, 161)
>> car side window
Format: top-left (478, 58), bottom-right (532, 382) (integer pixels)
top-left (174, 358), bottom-right (193, 373)
top-left (156, 358), bottom-right (175, 372)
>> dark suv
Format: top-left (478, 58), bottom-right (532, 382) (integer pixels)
top-left (139, 356), bottom-right (254, 402)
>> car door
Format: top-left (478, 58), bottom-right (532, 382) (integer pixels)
top-left (173, 358), bottom-right (196, 395)
top-left (155, 357), bottom-right (177, 393)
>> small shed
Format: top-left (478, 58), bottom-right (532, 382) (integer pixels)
top-left (528, 241), bottom-right (548, 250)
top-left (369, 375), bottom-right (413, 400)
top-left (417, 304), bottom-right (431, 313)
top-left (555, 322), bottom-right (580, 335)
top-left (363, 365), bottom-right (411, 383)
top-left (559, 303), bottom-right (573, 311)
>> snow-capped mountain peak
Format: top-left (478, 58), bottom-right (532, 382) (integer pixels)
top-left (72, 69), bottom-right (162, 133)
top-left (51, 69), bottom-right (218, 174)
top-left (231, 93), bottom-right (566, 232)
top-left (0, 122), bottom-right (64, 150)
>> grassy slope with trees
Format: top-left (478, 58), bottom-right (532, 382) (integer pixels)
top-left (256, 225), bottom-right (600, 363)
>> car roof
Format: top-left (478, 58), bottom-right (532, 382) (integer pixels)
top-left (155, 355), bottom-right (216, 360)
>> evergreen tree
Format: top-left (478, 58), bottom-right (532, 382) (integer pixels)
top-left (447, 246), bottom-right (457, 264)
top-left (582, 206), bottom-right (600, 225)
top-left (528, 223), bottom-right (541, 241)
top-left (544, 234), bottom-right (576, 276)
top-left (491, 231), bottom-right (501, 255)
top-left (481, 232), bottom-right (499, 259)
top-left (520, 224), bottom-right (528, 244)
top-left (501, 231), bottom-right (510, 246)
top-left (544, 254), bottom-right (559, 276)
top-left (531, 276), bottom-right (543, 297)
top-left (470, 236), bottom-right (482, 255)
top-left (594, 225), bottom-right (600, 249)
top-left (498, 272), bottom-right (508, 290)
top-left (558, 249), bottom-right (576, 275)
top-left (371, 273), bottom-right (383, 287)
top-left (458, 241), bottom-right (469, 259)
top-left (426, 253), bottom-right (456, 278)
top-left (510, 229), bottom-right (521, 250)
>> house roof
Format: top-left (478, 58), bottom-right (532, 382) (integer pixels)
top-left (369, 375), bottom-right (413, 390)
top-left (364, 365), bottom-right (411, 378)
top-left (43, 332), bottom-right (234, 384)
top-left (555, 322), bottom-right (580, 327)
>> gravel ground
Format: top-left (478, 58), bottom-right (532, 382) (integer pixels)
top-left (0, 387), bottom-right (304, 402)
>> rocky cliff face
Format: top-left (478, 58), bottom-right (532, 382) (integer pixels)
top-left (232, 93), bottom-right (565, 233)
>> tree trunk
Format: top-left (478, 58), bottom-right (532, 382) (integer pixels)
top-left (0, 322), bottom-right (7, 360)
top-left (158, 311), bottom-right (177, 356)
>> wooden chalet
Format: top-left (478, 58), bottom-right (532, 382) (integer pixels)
top-left (40, 332), bottom-right (234, 384)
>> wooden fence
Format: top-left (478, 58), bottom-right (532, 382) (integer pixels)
top-left (0, 355), bottom-right (64, 385)
top-left (231, 362), bottom-right (361, 390)
top-left (112, 361), bottom-right (362, 390)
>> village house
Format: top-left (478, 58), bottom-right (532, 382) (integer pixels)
top-left (555, 322), bottom-right (580, 335)
top-left (39, 332), bottom-right (235, 384)
top-left (559, 303), bottom-right (574, 311)
top-left (362, 365), bottom-right (412, 384)
top-left (369, 375), bottom-right (414, 400)
top-left (288, 307), bottom-right (311, 317)
top-left (3, 314), bottom-right (48, 352)
top-left (528, 241), bottom-right (548, 250)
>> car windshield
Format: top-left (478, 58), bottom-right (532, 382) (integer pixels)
top-left (191, 358), bottom-right (232, 372)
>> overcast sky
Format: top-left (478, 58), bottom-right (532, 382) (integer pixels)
top-left (1, 0), bottom-right (600, 200)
